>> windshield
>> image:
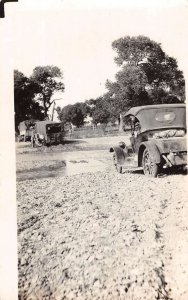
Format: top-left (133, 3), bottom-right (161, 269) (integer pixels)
top-left (46, 124), bottom-right (62, 134)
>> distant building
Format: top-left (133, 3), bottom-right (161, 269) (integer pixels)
top-left (84, 115), bottom-right (93, 126)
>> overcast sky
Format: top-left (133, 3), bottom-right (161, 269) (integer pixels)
top-left (1, 0), bottom-right (188, 110)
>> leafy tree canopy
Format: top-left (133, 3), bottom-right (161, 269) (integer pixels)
top-left (14, 70), bottom-right (45, 131)
top-left (30, 66), bottom-right (65, 117)
top-left (57, 102), bottom-right (89, 128)
top-left (86, 97), bottom-right (112, 125)
top-left (107, 35), bottom-right (185, 114)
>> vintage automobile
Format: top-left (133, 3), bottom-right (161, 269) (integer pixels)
top-left (110, 104), bottom-right (187, 177)
top-left (18, 120), bottom-right (36, 142)
top-left (32, 120), bottom-right (65, 147)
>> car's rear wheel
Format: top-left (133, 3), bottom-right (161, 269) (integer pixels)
top-left (113, 153), bottom-right (123, 173)
top-left (142, 148), bottom-right (159, 178)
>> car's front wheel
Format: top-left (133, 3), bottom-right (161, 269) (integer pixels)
top-left (113, 153), bottom-right (123, 173)
top-left (142, 148), bottom-right (159, 178)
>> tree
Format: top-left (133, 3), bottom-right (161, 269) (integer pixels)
top-left (106, 65), bottom-right (151, 110)
top-left (111, 35), bottom-right (185, 104)
top-left (57, 102), bottom-right (89, 127)
top-left (14, 70), bottom-right (45, 131)
top-left (30, 66), bottom-right (65, 118)
top-left (86, 97), bottom-right (111, 125)
top-left (105, 35), bottom-right (185, 130)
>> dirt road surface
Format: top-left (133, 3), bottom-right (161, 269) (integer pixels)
top-left (17, 137), bottom-right (188, 300)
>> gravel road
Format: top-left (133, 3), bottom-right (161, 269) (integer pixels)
top-left (16, 138), bottom-right (188, 300)
top-left (17, 170), bottom-right (188, 299)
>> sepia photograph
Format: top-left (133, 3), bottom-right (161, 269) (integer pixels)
top-left (0, 0), bottom-right (188, 299)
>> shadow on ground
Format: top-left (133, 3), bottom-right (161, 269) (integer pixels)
top-left (122, 167), bottom-right (187, 177)
top-left (63, 139), bottom-right (87, 145)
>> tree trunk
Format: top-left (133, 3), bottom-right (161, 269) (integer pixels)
top-left (44, 107), bottom-right (48, 118)
top-left (51, 101), bottom-right (56, 121)
top-left (43, 96), bottom-right (52, 118)
top-left (43, 98), bottom-right (48, 118)
top-left (119, 113), bottom-right (124, 132)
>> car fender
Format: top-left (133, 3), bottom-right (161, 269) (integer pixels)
top-left (109, 146), bottom-right (127, 165)
top-left (138, 141), bottom-right (161, 167)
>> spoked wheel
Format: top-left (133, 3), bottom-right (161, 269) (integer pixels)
top-left (35, 139), bottom-right (43, 147)
top-left (142, 148), bottom-right (159, 178)
top-left (113, 153), bottom-right (123, 173)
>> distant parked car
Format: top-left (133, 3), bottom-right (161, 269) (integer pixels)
top-left (32, 120), bottom-right (65, 147)
top-left (110, 104), bottom-right (187, 177)
top-left (18, 120), bottom-right (36, 142)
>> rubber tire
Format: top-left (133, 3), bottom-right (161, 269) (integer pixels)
top-left (142, 148), bottom-right (159, 178)
top-left (113, 153), bottom-right (123, 174)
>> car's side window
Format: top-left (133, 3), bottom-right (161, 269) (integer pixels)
top-left (133, 118), bottom-right (141, 137)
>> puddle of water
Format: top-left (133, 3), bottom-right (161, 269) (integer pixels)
top-left (17, 149), bottom-right (109, 161)
top-left (69, 160), bottom-right (88, 164)
top-left (16, 160), bottom-right (66, 174)
top-left (16, 170), bottom-right (64, 181)
top-left (16, 161), bottom-right (67, 181)
top-left (16, 150), bottom-right (112, 181)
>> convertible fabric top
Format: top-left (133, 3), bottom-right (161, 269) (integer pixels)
top-left (124, 104), bottom-right (186, 133)
top-left (124, 104), bottom-right (185, 117)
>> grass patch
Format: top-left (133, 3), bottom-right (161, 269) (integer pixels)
top-left (67, 125), bottom-right (130, 139)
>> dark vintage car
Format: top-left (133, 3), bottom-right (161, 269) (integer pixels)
top-left (32, 120), bottom-right (65, 147)
top-left (110, 104), bottom-right (187, 177)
